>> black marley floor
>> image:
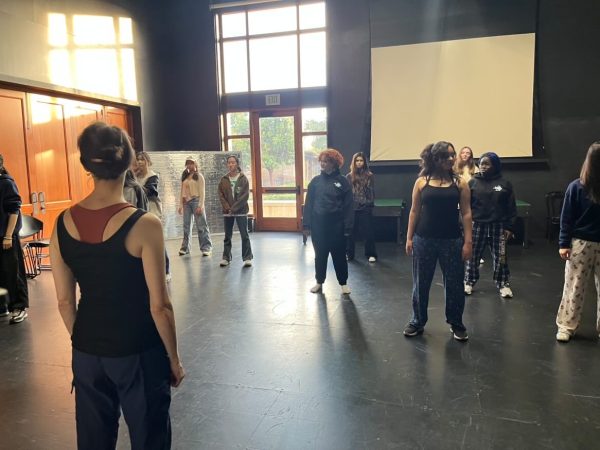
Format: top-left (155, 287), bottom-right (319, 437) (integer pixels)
top-left (1, 232), bottom-right (600, 449)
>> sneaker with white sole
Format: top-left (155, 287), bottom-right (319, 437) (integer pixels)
top-left (341, 285), bottom-right (351, 295)
top-left (403, 324), bottom-right (423, 337)
top-left (556, 330), bottom-right (571, 342)
top-left (165, 273), bottom-right (172, 283)
top-left (499, 286), bottom-right (513, 298)
top-left (368, 256), bottom-right (376, 263)
top-left (310, 283), bottom-right (322, 293)
top-left (464, 284), bottom-right (473, 295)
top-left (178, 248), bottom-right (189, 256)
top-left (451, 327), bottom-right (469, 341)
top-left (219, 259), bottom-right (230, 267)
top-left (202, 251), bottom-right (212, 256)
top-left (9, 309), bottom-right (27, 324)
top-left (243, 259), bottom-right (252, 267)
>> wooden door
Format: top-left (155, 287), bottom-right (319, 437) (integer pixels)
top-left (27, 94), bottom-right (74, 237)
top-left (104, 107), bottom-right (130, 133)
top-left (0, 89), bottom-right (33, 215)
top-left (65, 100), bottom-right (103, 201)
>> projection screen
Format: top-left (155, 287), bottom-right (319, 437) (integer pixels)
top-left (370, 33), bottom-right (535, 161)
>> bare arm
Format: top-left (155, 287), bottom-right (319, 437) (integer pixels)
top-left (49, 221), bottom-right (77, 335)
top-left (139, 215), bottom-right (185, 387)
top-left (458, 178), bottom-right (473, 261)
top-left (405, 178), bottom-right (423, 256)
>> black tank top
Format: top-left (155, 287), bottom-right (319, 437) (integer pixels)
top-left (57, 209), bottom-right (163, 357)
top-left (415, 183), bottom-right (461, 239)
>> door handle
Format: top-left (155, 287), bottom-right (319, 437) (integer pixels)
top-left (31, 192), bottom-right (39, 216)
top-left (39, 191), bottom-right (46, 212)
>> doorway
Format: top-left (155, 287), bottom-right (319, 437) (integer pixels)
top-left (251, 110), bottom-right (302, 231)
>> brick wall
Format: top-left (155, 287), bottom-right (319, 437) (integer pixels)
top-left (146, 151), bottom-right (241, 239)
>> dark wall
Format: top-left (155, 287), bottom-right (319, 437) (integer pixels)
top-left (127, 0), bottom-right (220, 151)
top-left (327, 0), bottom-right (600, 237)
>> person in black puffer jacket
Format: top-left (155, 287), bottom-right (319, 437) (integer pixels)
top-left (304, 148), bottom-right (354, 295)
top-left (464, 152), bottom-right (517, 299)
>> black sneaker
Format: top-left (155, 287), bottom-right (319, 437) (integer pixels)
top-left (452, 327), bottom-right (469, 341)
top-left (0, 305), bottom-right (9, 317)
top-left (403, 324), bottom-right (423, 337)
top-left (9, 309), bottom-right (27, 324)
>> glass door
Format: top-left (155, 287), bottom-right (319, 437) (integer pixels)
top-left (252, 110), bottom-right (302, 231)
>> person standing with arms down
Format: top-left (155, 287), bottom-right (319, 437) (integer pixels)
top-left (136, 151), bottom-right (171, 282)
top-left (218, 154), bottom-right (253, 267)
top-left (178, 157), bottom-right (212, 257)
top-left (346, 152), bottom-right (378, 263)
top-left (404, 141), bottom-right (472, 341)
top-left (0, 154), bottom-right (29, 324)
top-left (50, 122), bottom-right (185, 449)
top-left (304, 149), bottom-right (354, 295)
top-left (464, 152), bottom-right (517, 298)
top-left (555, 142), bottom-right (600, 342)
top-left (454, 146), bottom-right (479, 182)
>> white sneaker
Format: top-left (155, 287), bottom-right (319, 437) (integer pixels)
top-left (165, 273), bottom-right (172, 283)
top-left (368, 256), bottom-right (376, 263)
top-left (243, 259), bottom-right (252, 267)
top-left (341, 285), bottom-right (351, 295)
top-left (202, 251), bottom-right (212, 256)
top-left (499, 286), bottom-right (513, 298)
top-left (464, 284), bottom-right (473, 295)
top-left (219, 259), bottom-right (230, 267)
top-left (310, 283), bottom-right (322, 293)
top-left (556, 330), bottom-right (571, 342)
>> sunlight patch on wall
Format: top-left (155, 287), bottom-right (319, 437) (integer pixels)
top-left (47, 13), bottom-right (138, 102)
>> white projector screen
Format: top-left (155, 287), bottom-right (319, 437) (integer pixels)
top-left (370, 33), bottom-right (535, 161)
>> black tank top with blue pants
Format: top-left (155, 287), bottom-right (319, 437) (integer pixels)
top-left (58, 209), bottom-right (172, 450)
top-left (409, 183), bottom-right (466, 332)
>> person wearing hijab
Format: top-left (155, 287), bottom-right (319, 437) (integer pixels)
top-left (464, 152), bottom-right (517, 299)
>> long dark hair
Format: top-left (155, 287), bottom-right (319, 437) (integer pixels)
top-left (349, 152), bottom-right (372, 192)
top-left (418, 141), bottom-right (458, 184)
top-left (78, 122), bottom-right (133, 180)
top-left (181, 161), bottom-right (199, 182)
top-left (580, 141), bottom-right (600, 203)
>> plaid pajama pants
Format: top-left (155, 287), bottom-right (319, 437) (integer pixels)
top-left (465, 222), bottom-right (510, 289)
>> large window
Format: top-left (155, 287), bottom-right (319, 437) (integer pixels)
top-left (216, 2), bottom-right (326, 94)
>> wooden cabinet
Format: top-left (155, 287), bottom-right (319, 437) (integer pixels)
top-left (0, 88), bottom-right (131, 237)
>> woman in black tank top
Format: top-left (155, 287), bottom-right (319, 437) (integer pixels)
top-left (50, 122), bottom-right (185, 450)
top-left (403, 141), bottom-right (473, 341)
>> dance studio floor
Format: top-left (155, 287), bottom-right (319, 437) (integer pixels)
top-left (0, 232), bottom-right (599, 449)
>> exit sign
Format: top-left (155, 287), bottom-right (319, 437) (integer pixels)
top-left (265, 94), bottom-right (280, 106)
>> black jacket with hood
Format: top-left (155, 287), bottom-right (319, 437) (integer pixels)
top-left (468, 171), bottom-right (517, 232)
top-left (0, 173), bottom-right (22, 238)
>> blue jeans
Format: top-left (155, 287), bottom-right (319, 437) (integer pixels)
top-left (410, 234), bottom-right (466, 331)
top-left (181, 197), bottom-right (212, 253)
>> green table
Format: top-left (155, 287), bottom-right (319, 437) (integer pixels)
top-left (373, 198), bottom-right (406, 244)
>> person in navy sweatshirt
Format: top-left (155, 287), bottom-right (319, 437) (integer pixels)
top-left (555, 142), bottom-right (600, 342)
top-left (0, 154), bottom-right (29, 324)
top-left (464, 152), bottom-right (517, 299)
top-left (304, 148), bottom-right (354, 295)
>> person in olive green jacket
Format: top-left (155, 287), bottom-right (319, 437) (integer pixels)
top-left (217, 155), bottom-right (253, 267)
